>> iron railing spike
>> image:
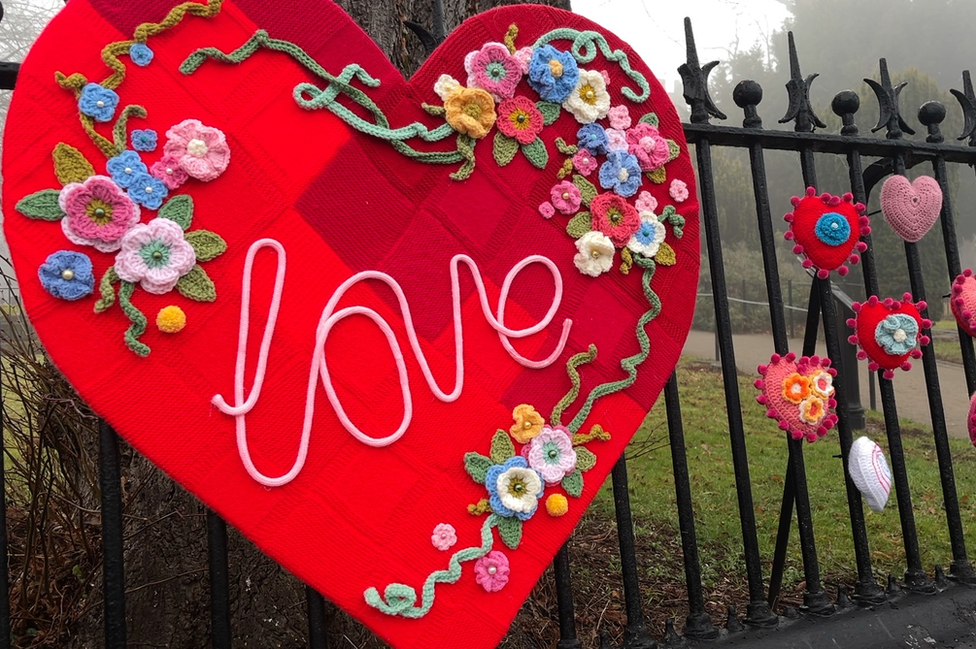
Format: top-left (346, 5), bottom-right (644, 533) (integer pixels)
top-left (949, 70), bottom-right (976, 142)
top-left (677, 17), bottom-right (726, 124)
top-left (779, 32), bottom-right (825, 131)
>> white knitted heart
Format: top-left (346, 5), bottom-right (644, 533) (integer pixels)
top-left (848, 436), bottom-right (892, 512)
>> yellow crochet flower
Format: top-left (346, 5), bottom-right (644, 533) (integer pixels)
top-left (799, 395), bottom-right (825, 425)
top-left (444, 87), bottom-right (496, 139)
top-left (781, 373), bottom-right (811, 404)
top-left (510, 404), bottom-right (544, 444)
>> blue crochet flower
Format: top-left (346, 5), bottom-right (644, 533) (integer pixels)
top-left (78, 83), bottom-right (119, 123)
top-left (129, 42), bottom-right (154, 67)
top-left (577, 124), bottom-right (609, 155)
top-left (38, 251), bottom-right (94, 301)
top-left (485, 456), bottom-right (544, 521)
top-left (131, 129), bottom-right (158, 152)
top-left (106, 150), bottom-right (148, 189)
top-left (815, 212), bottom-right (851, 246)
top-left (874, 313), bottom-right (919, 356)
top-left (527, 45), bottom-right (579, 104)
top-left (127, 172), bottom-right (168, 210)
top-left (598, 150), bottom-right (642, 198)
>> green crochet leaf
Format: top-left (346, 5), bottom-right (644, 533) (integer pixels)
top-left (176, 265), bottom-right (216, 302)
top-left (554, 137), bottom-right (578, 155)
top-left (184, 229), bottom-right (227, 261)
top-left (667, 139), bottom-right (680, 163)
top-left (656, 242), bottom-right (676, 266)
top-left (661, 205), bottom-right (685, 238)
top-left (566, 212), bottom-right (591, 239)
top-left (496, 515), bottom-right (522, 550)
top-left (15, 189), bottom-right (64, 221)
top-left (158, 195), bottom-right (194, 230)
top-left (490, 429), bottom-right (515, 464)
top-left (562, 470), bottom-right (584, 497)
top-left (521, 137), bottom-right (548, 169)
top-left (575, 447), bottom-right (597, 472)
top-left (646, 166), bottom-right (666, 184)
top-left (638, 112), bottom-right (659, 127)
top-left (422, 103), bottom-right (446, 116)
top-left (493, 131), bottom-right (518, 167)
top-left (94, 266), bottom-right (119, 313)
top-left (536, 100), bottom-right (560, 126)
top-left (572, 174), bottom-right (597, 207)
top-left (52, 143), bottom-right (95, 185)
top-left (464, 452), bottom-right (493, 485)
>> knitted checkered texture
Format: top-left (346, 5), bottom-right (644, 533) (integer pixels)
top-left (1, 2), bottom-right (700, 648)
top-left (879, 174), bottom-right (943, 243)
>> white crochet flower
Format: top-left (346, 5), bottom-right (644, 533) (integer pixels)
top-left (434, 74), bottom-right (462, 101)
top-left (626, 212), bottom-right (667, 257)
top-left (574, 231), bottom-right (615, 277)
top-left (562, 69), bottom-right (611, 124)
top-left (495, 465), bottom-right (544, 513)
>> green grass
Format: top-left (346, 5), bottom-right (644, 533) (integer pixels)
top-left (592, 359), bottom-right (976, 591)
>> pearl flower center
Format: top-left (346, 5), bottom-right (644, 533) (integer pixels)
top-left (61, 269), bottom-right (74, 280)
top-left (187, 138), bottom-right (209, 158)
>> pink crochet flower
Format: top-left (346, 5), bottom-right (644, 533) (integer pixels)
top-left (591, 193), bottom-right (640, 247)
top-left (150, 155), bottom-right (190, 190)
top-left (163, 119), bottom-right (230, 181)
top-left (496, 96), bottom-right (544, 144)
top-left (114, 218), bottom-right (197, 294)
top-left (605, 127), bottom-right (628, 152)
top-left (58, 175), bottom-right (140, 253)
top-left (550, 181), bottom-right (582, 215)
top-left (572, 149), bottom-right (598, 176)
top-left (626, 122), bottom-right (670, 171)
top-left (607, 105), bottom-right (632, 130)
top-left (430, 523), bottom-right (457, 551)
top-left (538, 202), bottom-right (555, 219)
top-left (669, 179), bottom-right (689, 202)
top-left (526, 425), bottom-right (577, 484)
top-left (473, 551), bottom-right (510, 592)
top-left (635, 190), bottom-right (658, 213)
top-left (464, 42), bottom-right (522, 101)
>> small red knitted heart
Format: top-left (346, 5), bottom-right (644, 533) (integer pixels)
top-left (755, 352), bottom-right (838, 443)
top-left (784, 186), bottom-right (869, 279)
top-left (847, 294), bottom-right (931, 379)
top-left (950, 269), bottom-right (976, 337)
top-left (879, 175), bottom-right (943, 243)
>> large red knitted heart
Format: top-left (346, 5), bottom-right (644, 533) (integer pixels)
top-left (784, 186), bottom-right (869, 279)
top-left (1, 2), bottom-right (699, 648)
top-left (847, 295), bottom-right (930, 380)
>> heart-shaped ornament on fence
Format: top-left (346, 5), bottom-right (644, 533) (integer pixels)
top-left (950, 269), bottom-right (976, 337)
top-left (2, 2), bottom-right (699, 647)
top-left (879, 174), bottom-right (943, 243)
top-left (847, 294), bottom-right (930, 379)
top-left (755, 352), bottom-right (838, 443)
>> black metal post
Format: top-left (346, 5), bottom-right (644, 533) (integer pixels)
top-left (306, 586), bottom-right (330, 649)
top-left (207, 511), bottom-right (231, 648)
top-left (554, 544), bottom-right (582, 649)
top-left (99, 420), bottom-right (127, 648)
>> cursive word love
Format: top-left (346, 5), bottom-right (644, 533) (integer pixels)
top-left (211, 238), bottom-right (573, 487)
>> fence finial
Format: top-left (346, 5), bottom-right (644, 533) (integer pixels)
top-left (865, 58), bottom-right (915, 139)
top-left (678, 18), bottom-right (725, 124)
top-left (779, 32), bottom-right (825, 132)
top-left (950, 70), bottom-right (976, 143)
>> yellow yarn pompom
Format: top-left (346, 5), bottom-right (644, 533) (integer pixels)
top-left (546, 494), bottom-right (569, 517)
top-left (156, 305), bottom-right (186, 333)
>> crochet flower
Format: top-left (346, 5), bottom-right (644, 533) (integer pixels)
top-left (605, 128), bottom-right (628, 152)
top-left (78, 83), bottom-right (119, 122)
top-left (485, 456), bottom-right (544, 520)
top-left (106, 150), bottom-right (149, 189)
top-left (433, 74), bottom-right (462, 101)
top-left (444, 87), bottom-right (496, 140)
top-left (815, 211), bottom-right (851, 246)
top-left (527, 45), bottom-right (579, 104)
top-left (875, 314), bottom-right (919, 356)
top-left (669, 179), bottom-right (689, 202)
top-left (782, 373), bottom-right (811, 404)
top-left (598, 150), bottom-right (642, 198)
top-left (496, 96), bottom-right (544, 144)
top-left (510, 404), bottom-right (544, 444)
top-left (526, 426), bottom-right (577, 485)
top-left (810, 370), bottom-right (834, 399)
top-left (591, 193), bottom-right (640, 246)
top-left (473, 551), bottom-right (510, 592)
top-left (150, 155), bottom-right (190, 190)
top-left (576, 124), bottom-right (608, 155)
top-left (59, 175), bottom-right (141, 253)
top-left (626, 213), bottom-right (666, 257)
top-left (163, 119), bottom-right (231, 181)
top-left (550, 181), bottom-right (582, 215)
top-left (513, 47), bottom-right (533, 74)
top-left (563, 69), bottom-right (610, 124)
top-left (114, 218), bottom-right (197, 294)
top-left (131, 129), bottom-right (158, 152)
top-left (635, 190), bottom-right (658, 213)
top-left (127, 173), bottom-right (168, 210)
top-left (464, 42), bottom-right (522, 101)
top-left (626, 122), bottom-right (670, 171)
top-left (430, 523), bottom-right (457, 551)
top-left (538, 202), bottom-right (555, 219)
top-left (608, 105), bottom-right (632, 130)
top-left (572, 149), bottom-right (597, 176)
top-left (37, 250), bottom-right (94, 301)
top-left (129, 42), bottom-right (153, 66)
top-left (799, 395), bottom-right (826, 425)
top-left (574, 231), bottom-right (614, 277)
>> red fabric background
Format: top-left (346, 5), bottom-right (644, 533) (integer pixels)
top-left (2, 2), bottom-right (699, 647)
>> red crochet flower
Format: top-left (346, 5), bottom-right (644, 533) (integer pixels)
top-left (496, 96), bottom-right (544, 144)
top-left (590, 193), bottom-right (640, 247)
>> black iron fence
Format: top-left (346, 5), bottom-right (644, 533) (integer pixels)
top-left (2, 8), bottom-right (976, 649)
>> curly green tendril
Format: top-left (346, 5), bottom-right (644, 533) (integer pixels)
top-left (533, 28), bottom-right (650, 103)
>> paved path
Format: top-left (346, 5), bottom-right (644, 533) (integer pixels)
top-left (681, 329), bottom-right (972, 440)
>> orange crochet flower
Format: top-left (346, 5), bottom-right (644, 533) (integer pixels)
top-left (510, 404), bottom-right (544, 443)
top-left (781, 373), bottom-right (811, 404)
top-left (799, 395), bottom-right (825, 425)
top-left (444, 87), bottom-right (496, 139)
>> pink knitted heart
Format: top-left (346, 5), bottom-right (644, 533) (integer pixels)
top-left (755, 352), bottom-right (838, 443)
top-left (879, 175), bottom-right (943, 243)
top-left (969, 393), bottom-right (976, 448)
top-left (951, 269), bottom-right (976, 337)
